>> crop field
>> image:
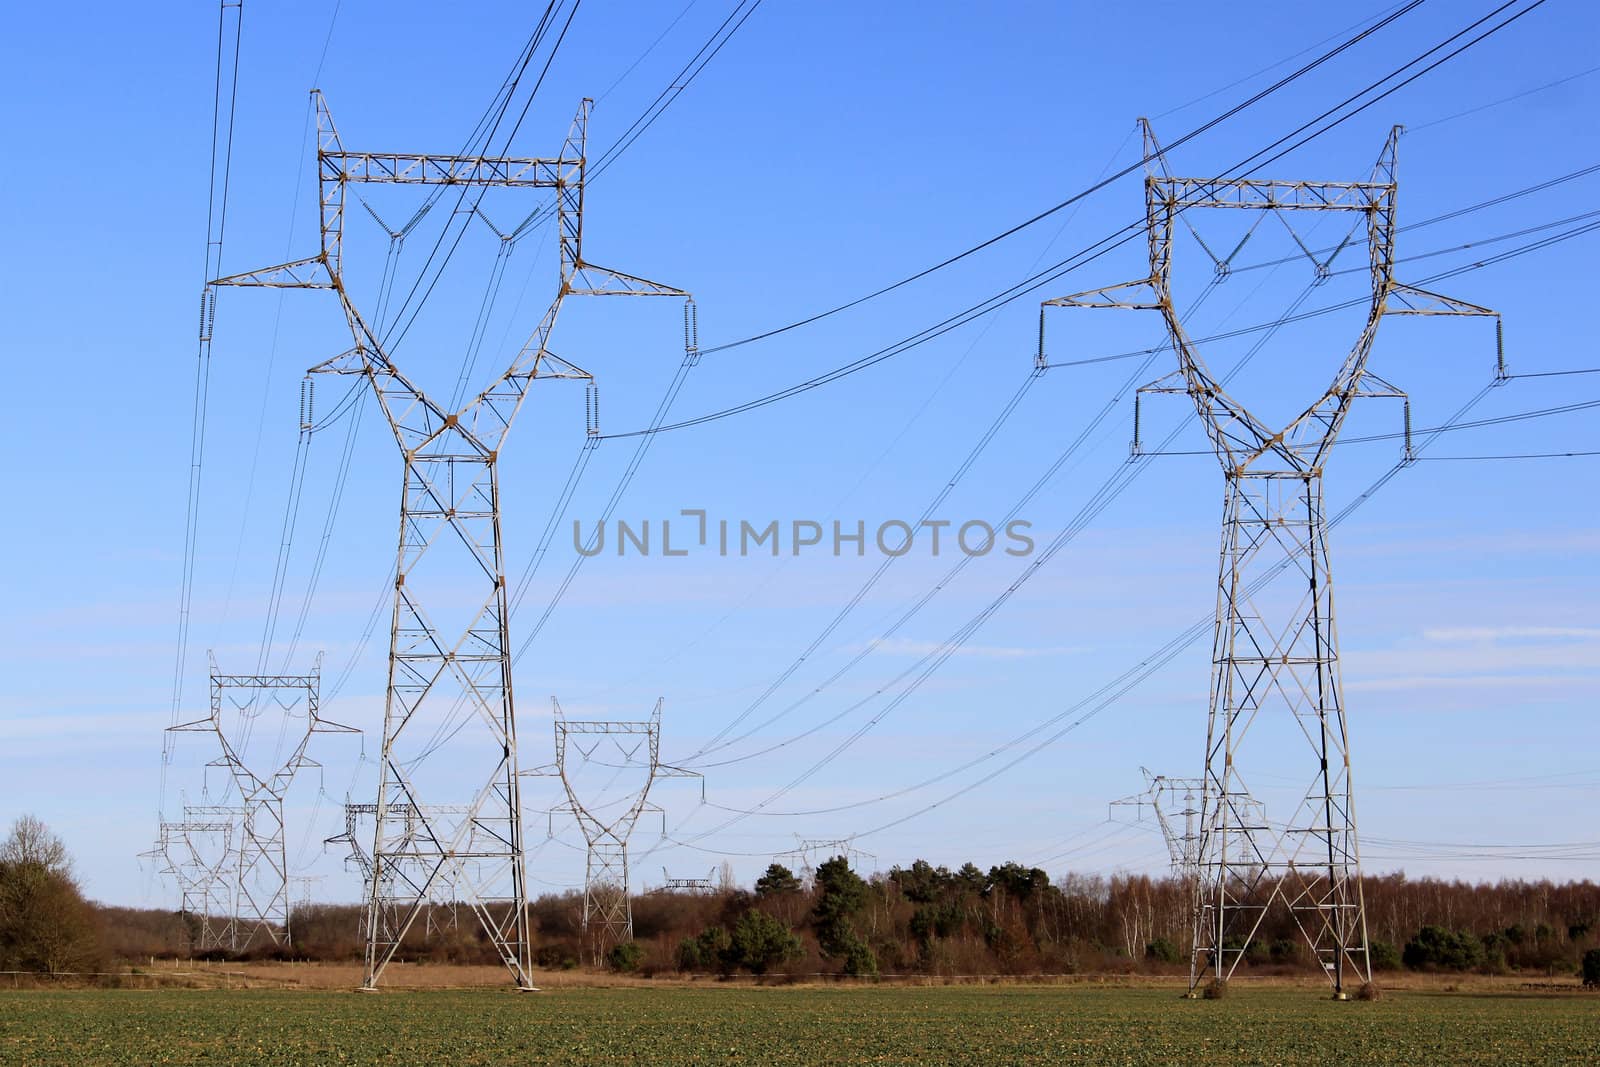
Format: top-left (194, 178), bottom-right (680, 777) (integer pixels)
top-left (1, 984), bottom-right (1595, 1066)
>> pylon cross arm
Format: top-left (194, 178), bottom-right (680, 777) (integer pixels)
top-left (567, 261), bottom-right (690, 298)
top-left (1042, 278), bottom-right (1161, 309)
top-left (1385, 282), bottom-right (1496, 317)
top-left (212, 255), bottom-right (333, 289)
top-left (323, 151), bottom-right (576, 187)
top-left (1154, 176), bottom-right (1391, 210)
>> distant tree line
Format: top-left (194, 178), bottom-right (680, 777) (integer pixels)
top-left (5, 814), bottom-right (1599, 984)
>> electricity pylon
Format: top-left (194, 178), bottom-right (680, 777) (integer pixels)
top-left (1110, 769), bottom-right (1207, 878)
top-left (1111, 768), bottom-right (1268, 885)
top-left (211, 93), bottom-right (691, 989)
top-left (167, 656), bottom-right (354, 948)
top-left (1042, 121), bottom-right (1499, 998)
top-left (660, 867), bottom-right (717, 893)
top-left (778, 836), bottom-right (876, 887)
top-left (528, 699), bottom-right (702, 958)
top-left (326, 800), bottom-right (465, 939)
top-left (145, 806), bottom-right (239, 952)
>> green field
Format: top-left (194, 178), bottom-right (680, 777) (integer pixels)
top-left (1, 985), bottom-right (1595, 1065)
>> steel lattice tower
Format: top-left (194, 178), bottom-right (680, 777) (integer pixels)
top-left (1111, 769), bottom-right (1209, 878)
top-left (167, 656), bottom-right (354, 948)
top-left (777, 837), bottom-right (876, 888)
top-left (530, 699), bottom-right (701, 958)
top-left (213, 93), bottom-right (689, 988)
top-left (325, 801), bottom-right (466, 940)
top-left (660, 867), bottom-right (717, 894)
top-left (1044, 122), bottom-right (1499, 997)
top-left (145, 806), bottom-right (239, 952)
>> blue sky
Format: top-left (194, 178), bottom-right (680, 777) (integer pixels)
top-left (2, 1), bottom-right (1597, 907)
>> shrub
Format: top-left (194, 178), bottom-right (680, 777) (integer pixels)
top-left (891, 860), bottom-right (953, 904)
top-left (1145, 938), bottom-right (1182, 964)
top-left (1582, 948), bottom-right (1600, 990)
top-left (604, 940), bottom-right (644, 973)
top-left (678, 926), bottom-right (731, 973)
top-left (814, 857), bottom-right (871, 964)
top-left (1201, 978), bottom-right (1227, 999)
top-left (1268, 939), bottom-right (1300, 964)
top-left (754, 865), bottom-right (802, 898)
top-left (911, 901), bottom-right (965, 949)
top-left (813, 859), bottom-right (867, 930)
top-left (1368, 940), bottom-right (1403, 971)
top-left (843, 935), bottom-right (878, 977)
top-left (1403, 926), bottom-right (1483, 971)
top-left (985, 862), bottom-right (1050, 899)
top-left (727, 910), bottom-right (802, 975)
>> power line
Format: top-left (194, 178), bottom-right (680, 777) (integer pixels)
top-left (686, 368), bottom-right (1047, 760)
top-left (1045, 210), bottom-right (1598, 371)
top-left (1509, 367), bottom-right (1600, 380)
top-left (657, 123), bottom-right (1584, 852)
top-left (811, 380), bottom-right (1514, 845)
top-left (656, 225), bottom-right (1590, 769)
top-left (588, 0), bottom-right (764, 181)
top-left (695, 1), bottom-right (1428, 356)
top-left (337, 0), bottom-right (767, 769)
top-left (378, 0), bottom-right (579, 353)
top-left (1409, 61), bottom-right (1600, 132)
top-left (683, 279), bottom-right (1231, 767)
top-left (600, 0), bottom-right (1558, 441)
top-left (596, 1), bottom-right (699, 103)
top-left (1423, 450), bottom-right (1598, 460)
top-left (584, 128), bottom-right (1144, 712)
top-left (165, 0), bottom-right (246, 811)
top-left (674, 278), bottom-right (1321, 839)
top-left (672, 147), bottom-right (1598, 777)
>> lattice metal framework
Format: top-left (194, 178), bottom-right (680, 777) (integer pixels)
top-left (1111, 769), bottom-right (1207, 878)
top-left (145, 806), bottom-right (240, 952)
top-left (212, 92), bottom-right (690, 989)
top-left (1043, 121), bottom-right (1499, 997)
top-left (325, 801), bottom-right (466, 940)
top-left (777, 837), bottom-right (877, 888)
top-left (660, 867), bottom-right (717, 894)
top-left (1110, 769), bottom-right (1270, 886)
top-left (529, 699), bottom-right (702, 957)
top-left (167, 656), bottom-right (354, 948)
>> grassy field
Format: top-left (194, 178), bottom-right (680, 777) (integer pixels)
top-left (1, 984), bottom-right (1595, 1065)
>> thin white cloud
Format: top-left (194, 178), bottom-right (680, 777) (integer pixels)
top-left (866, 637), bottom-right (1079, 660)
top-left (1422, 625), bottom-right (1600, 642)
top-left (1346, 673), bottom-right (1593, 692)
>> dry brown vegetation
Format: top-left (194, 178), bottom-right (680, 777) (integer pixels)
top-left (82, 862), bottom-right (1600, 985)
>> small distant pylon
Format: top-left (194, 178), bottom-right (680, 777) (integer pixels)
top-left (326, 800), bottom-right (466, 941)
top-left (660, 867), bottom-right (717, 894)
top-left (777, 836), bottom-right (876, 888)
top-left (1111, 769), bottom-right (1205, 879)
top-left (527, 699), bottom-right (703, 960)
top-left (167, 655), bottom-right (355, 949)
top-left (1111, 768), bottom-right (1268, 883)
top-left (145, 805), bottom-right (239, 952)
